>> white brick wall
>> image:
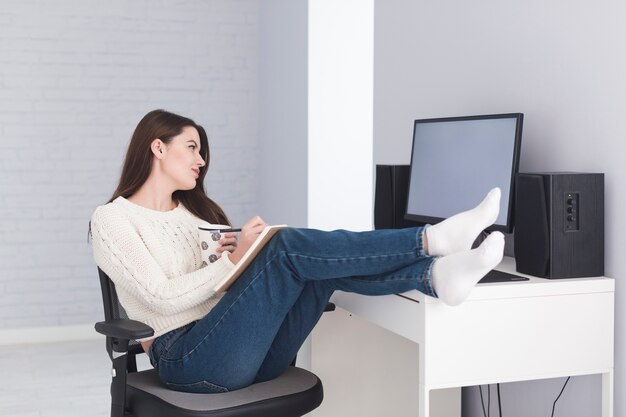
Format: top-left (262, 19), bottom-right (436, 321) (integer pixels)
top-left (0, 0), bottom-right (259, 330)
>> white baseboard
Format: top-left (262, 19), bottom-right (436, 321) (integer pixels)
top-left (0, 324), bottom-right (102, 346)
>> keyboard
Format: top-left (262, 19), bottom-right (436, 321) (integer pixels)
top-left (478, 269), bottom-right (529, 284)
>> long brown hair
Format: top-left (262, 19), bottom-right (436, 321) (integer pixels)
top-left (88, 109), bottom-right (230, 242)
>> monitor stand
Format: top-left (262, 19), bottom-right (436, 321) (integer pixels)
top-left (479, 270), bottom-right (529, 283)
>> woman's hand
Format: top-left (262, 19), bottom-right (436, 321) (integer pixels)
top-left (227, 216), bottom-right (268, 265)
top-left (216, 232), bottom-right (238, 258)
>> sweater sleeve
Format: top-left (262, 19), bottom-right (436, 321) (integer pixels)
top-left (90, 206), bottom-right (235, 316)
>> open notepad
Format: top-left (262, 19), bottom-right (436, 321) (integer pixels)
top-left (213, 224), bottom-right (287, 293)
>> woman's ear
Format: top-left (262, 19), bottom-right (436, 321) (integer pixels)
top-left (151, 139), bottom-right (165, 159)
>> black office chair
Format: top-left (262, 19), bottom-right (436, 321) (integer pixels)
top-left (95, 267), bottom-right (334, 417)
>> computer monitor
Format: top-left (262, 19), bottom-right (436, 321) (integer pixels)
top-left (405, 113), bottom-right (523, 234)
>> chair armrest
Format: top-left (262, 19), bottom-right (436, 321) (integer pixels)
top-left (324, 302), bottom-right (336, 312)
top-left (95, 319), bottom-right (154, 341)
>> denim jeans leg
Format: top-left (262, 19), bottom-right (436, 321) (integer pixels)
top-left (156, 260), bottom-right (307, 391)
top-left (155, 226), bottom-right (437, 392)
top-left (253, 254), bottom-right (436, 384)
top-left (253, 280), bottom-right (334, 383)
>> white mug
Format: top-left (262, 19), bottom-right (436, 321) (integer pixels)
top-left (198, 224), bottom-right (231, 267)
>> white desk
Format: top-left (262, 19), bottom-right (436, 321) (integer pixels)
top-left (330, 256), bottom-right (615, 417)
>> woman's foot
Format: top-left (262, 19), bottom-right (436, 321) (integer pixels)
top-left (430, 231), bottom-right (505, 306)
top-left (425, 187), bottom-right (501, 256)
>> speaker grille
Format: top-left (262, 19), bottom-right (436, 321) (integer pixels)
top-left (514, 174), bottom-right (550, 277)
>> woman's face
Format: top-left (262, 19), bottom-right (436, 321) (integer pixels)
top-left (159, 126), bottom-right (206, 191)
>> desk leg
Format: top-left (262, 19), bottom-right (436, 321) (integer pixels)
top-left (418, 384), bottom-right (429, 417)
top-left (602, 371), bottom-right (613, 417)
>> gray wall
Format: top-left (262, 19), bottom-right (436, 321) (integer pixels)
top-left (0, 0), bottom-right (260, 330)
top-left (258, 0), bottom-right (308, 227)
top-left (374, 0), bottom-right (625, 416)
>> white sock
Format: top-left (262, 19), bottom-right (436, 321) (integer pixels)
top-left (426, 187), bottom-right (501, 256)
top-left (431, 231), bottom-right (505, 306)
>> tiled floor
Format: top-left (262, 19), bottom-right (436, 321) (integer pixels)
top-left (0, 340), bottom-right (151, 417)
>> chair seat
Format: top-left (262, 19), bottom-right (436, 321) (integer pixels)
top-left (126, 367), bottom-right (323, 417)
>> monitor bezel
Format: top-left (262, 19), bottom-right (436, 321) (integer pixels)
top-left (404, 112), bottom-right (523, 234)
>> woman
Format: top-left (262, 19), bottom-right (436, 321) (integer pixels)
top-left (89, 109), bottom-right (504, 393)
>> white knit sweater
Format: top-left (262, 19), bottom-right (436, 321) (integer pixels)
top-left (89, 196), bottom-right (235, 341)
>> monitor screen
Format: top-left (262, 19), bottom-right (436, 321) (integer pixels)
top-left (405, 113), bottom-right (523, 233)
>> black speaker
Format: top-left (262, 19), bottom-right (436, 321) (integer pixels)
top-left (374, 165), bottom-right (423, 230)
top-left (514, 172), bottom-right (604, 278)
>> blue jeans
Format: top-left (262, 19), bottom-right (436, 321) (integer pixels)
top-left (148, 227), bottom-right (437, 393)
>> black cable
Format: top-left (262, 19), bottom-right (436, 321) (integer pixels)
top-left (550, 377), bottom-right (570, 417)
top-left (487, 384), bottom-right (491, 417)
top-left (497, 383), bottom-right (502, 417)
top-left (479, 385), bottom-right (488, 417)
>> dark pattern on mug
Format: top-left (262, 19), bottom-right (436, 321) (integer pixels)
top-left (209, 254), bottom-right (218, 263)
top-left (201, 261), bottom-right (208, 267)
top-left (201, 241), bottom-right (208, 250)
top-left (211, 232), bottom-right (221, 241)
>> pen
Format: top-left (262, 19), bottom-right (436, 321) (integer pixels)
top-left (219, 228), bottom-right (241, 233)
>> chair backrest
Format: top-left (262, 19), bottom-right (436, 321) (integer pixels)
top-left (98, 267), bottom-right (142, 324)
top-left (97, 267), bottom-right (144, 363)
